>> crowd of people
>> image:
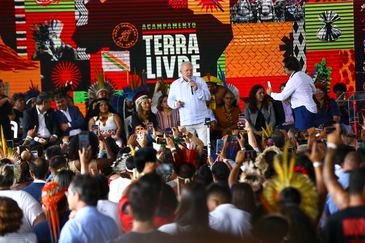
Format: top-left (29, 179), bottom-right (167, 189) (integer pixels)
top-left (0, 59), bottom-right (363, 243)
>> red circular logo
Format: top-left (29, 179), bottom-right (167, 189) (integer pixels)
top-left (112, 23), bottom-right (138, 49)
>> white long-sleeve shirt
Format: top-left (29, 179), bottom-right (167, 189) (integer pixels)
top-left (168, 76), bottom-right (211, 126)
top-left (271, 71), bottom-right (317, 113)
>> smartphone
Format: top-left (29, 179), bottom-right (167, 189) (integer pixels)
top-left (31, 150), bottom-right (38, 159)
top-left (216, 139), bottom-right (224, 155)
top-left (152, 142), bottom-right (162, 152)
top-left (164, 128), bottom-right (173, 136)
top-left (78, 132), bottom-right (89, 149)
top-left (146, 122), bottom-right (154, 135)
top-left (91, 125), bottom-right (99, 136)
top-left (238, 113), bottom-right (246, 130)
top-left (156, 137), bottom-right (166, 144)
top-left (228, 135), bottom-right (237, 142)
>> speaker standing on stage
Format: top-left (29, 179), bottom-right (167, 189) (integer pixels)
top-left (167, 61), bottom-right (211, 145)
top-left (266, 57), bottom-right (317, 132)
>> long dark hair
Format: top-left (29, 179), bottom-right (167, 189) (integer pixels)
top-left (231, 183), bottom-right (257, 213)
top-left (175, 182), bottom-right (209, 232)
top-left (157, 95), bottom-right (169, 112)
top-left (248, 84), bottom-right (269, 112)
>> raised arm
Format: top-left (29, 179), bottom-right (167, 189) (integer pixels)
top-left (323, 124), bottom-right (349, 210)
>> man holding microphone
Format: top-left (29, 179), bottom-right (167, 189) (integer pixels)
top-left (168, 61), bottom-right (211, 145)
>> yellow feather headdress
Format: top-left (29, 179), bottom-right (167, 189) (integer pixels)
top-left (0, 126), bottom-right (21, 182)
top-left (88, 69), bottom-right (115, 104)
top-left (261, 143), bottom-right (319, 221)
top-left (262, 122), bottom-right (273, 139)
top-left (0, 126), bottom-right (19, 163)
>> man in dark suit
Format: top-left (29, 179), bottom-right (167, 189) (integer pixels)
top-left (54, 93), bottom-right (85, 138)
top-left (22, 92), bottom-right (59, 147)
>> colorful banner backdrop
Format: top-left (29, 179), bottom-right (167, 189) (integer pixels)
top-left (0, 0), bottom-right (362, 100)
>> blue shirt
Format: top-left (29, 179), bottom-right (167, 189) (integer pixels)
top-left (22, 180), bottom-right (46, 203)
top-left (167, 76), bottom-right (211, 126)
top-left (326, 171), bottom-right (350, 214)
top-left (59, 206), bottom-right (120, 243)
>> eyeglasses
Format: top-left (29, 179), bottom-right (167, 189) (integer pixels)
top-left (224, 97), bottom-right (233, 100)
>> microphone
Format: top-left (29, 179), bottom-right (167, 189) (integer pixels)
top-left (187, 77), bottom-right (194, 95)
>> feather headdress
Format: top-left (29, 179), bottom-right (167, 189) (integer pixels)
top-left (42, 181), bottom-right (66, 243)
top-left (262, 122), bottom-right (273, 139)
top-left (239, 160), bottom-right (266, 192)
top-left (0, 126), bottom-right (19, 163)
top-left (261, 143), bottom-right (319, 221)
top-left (88, 69), bottom-right (115, 104)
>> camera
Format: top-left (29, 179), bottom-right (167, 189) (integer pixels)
top-left (238, 113), bottom-right (246, 130)
top-left (156, 137), bottom-right (166, 144)
top-left (205, 117), bottom-right (212, 126)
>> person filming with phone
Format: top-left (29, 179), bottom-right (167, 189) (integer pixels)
top-left (167, 61), bottom-right (211, 145)
top-left (267, 56), bottom-right (317, 132)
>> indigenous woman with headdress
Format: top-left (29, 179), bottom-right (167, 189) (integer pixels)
top-left (88, 99), bottom-right (123, 147)
top-left (131, 95), bottom-right (159, 131)
top-left (261, 145), bottom-right (320, 243)
top-left (85, 71), bottom-right (116, 123)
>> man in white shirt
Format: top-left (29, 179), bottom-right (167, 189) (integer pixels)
top-left (207, 183), bottom-right (252, 239)
top-left (267, 56), bottom-right (317, 131)
top-left (22, 92), bottom-right (59, 147)
top-left (167, 62), bottom-right (211, 145)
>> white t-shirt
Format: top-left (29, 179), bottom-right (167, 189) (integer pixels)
top-left (209, 203), bottom-right (251, 238)
top-left (97, 200), bottom-right (122, 231)
top-left (0, 232), bottom-right (37, 243)
top-left (108, 177), bottom-right (131, 203)
top-left (0, 190), bottom-right (43, 233)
